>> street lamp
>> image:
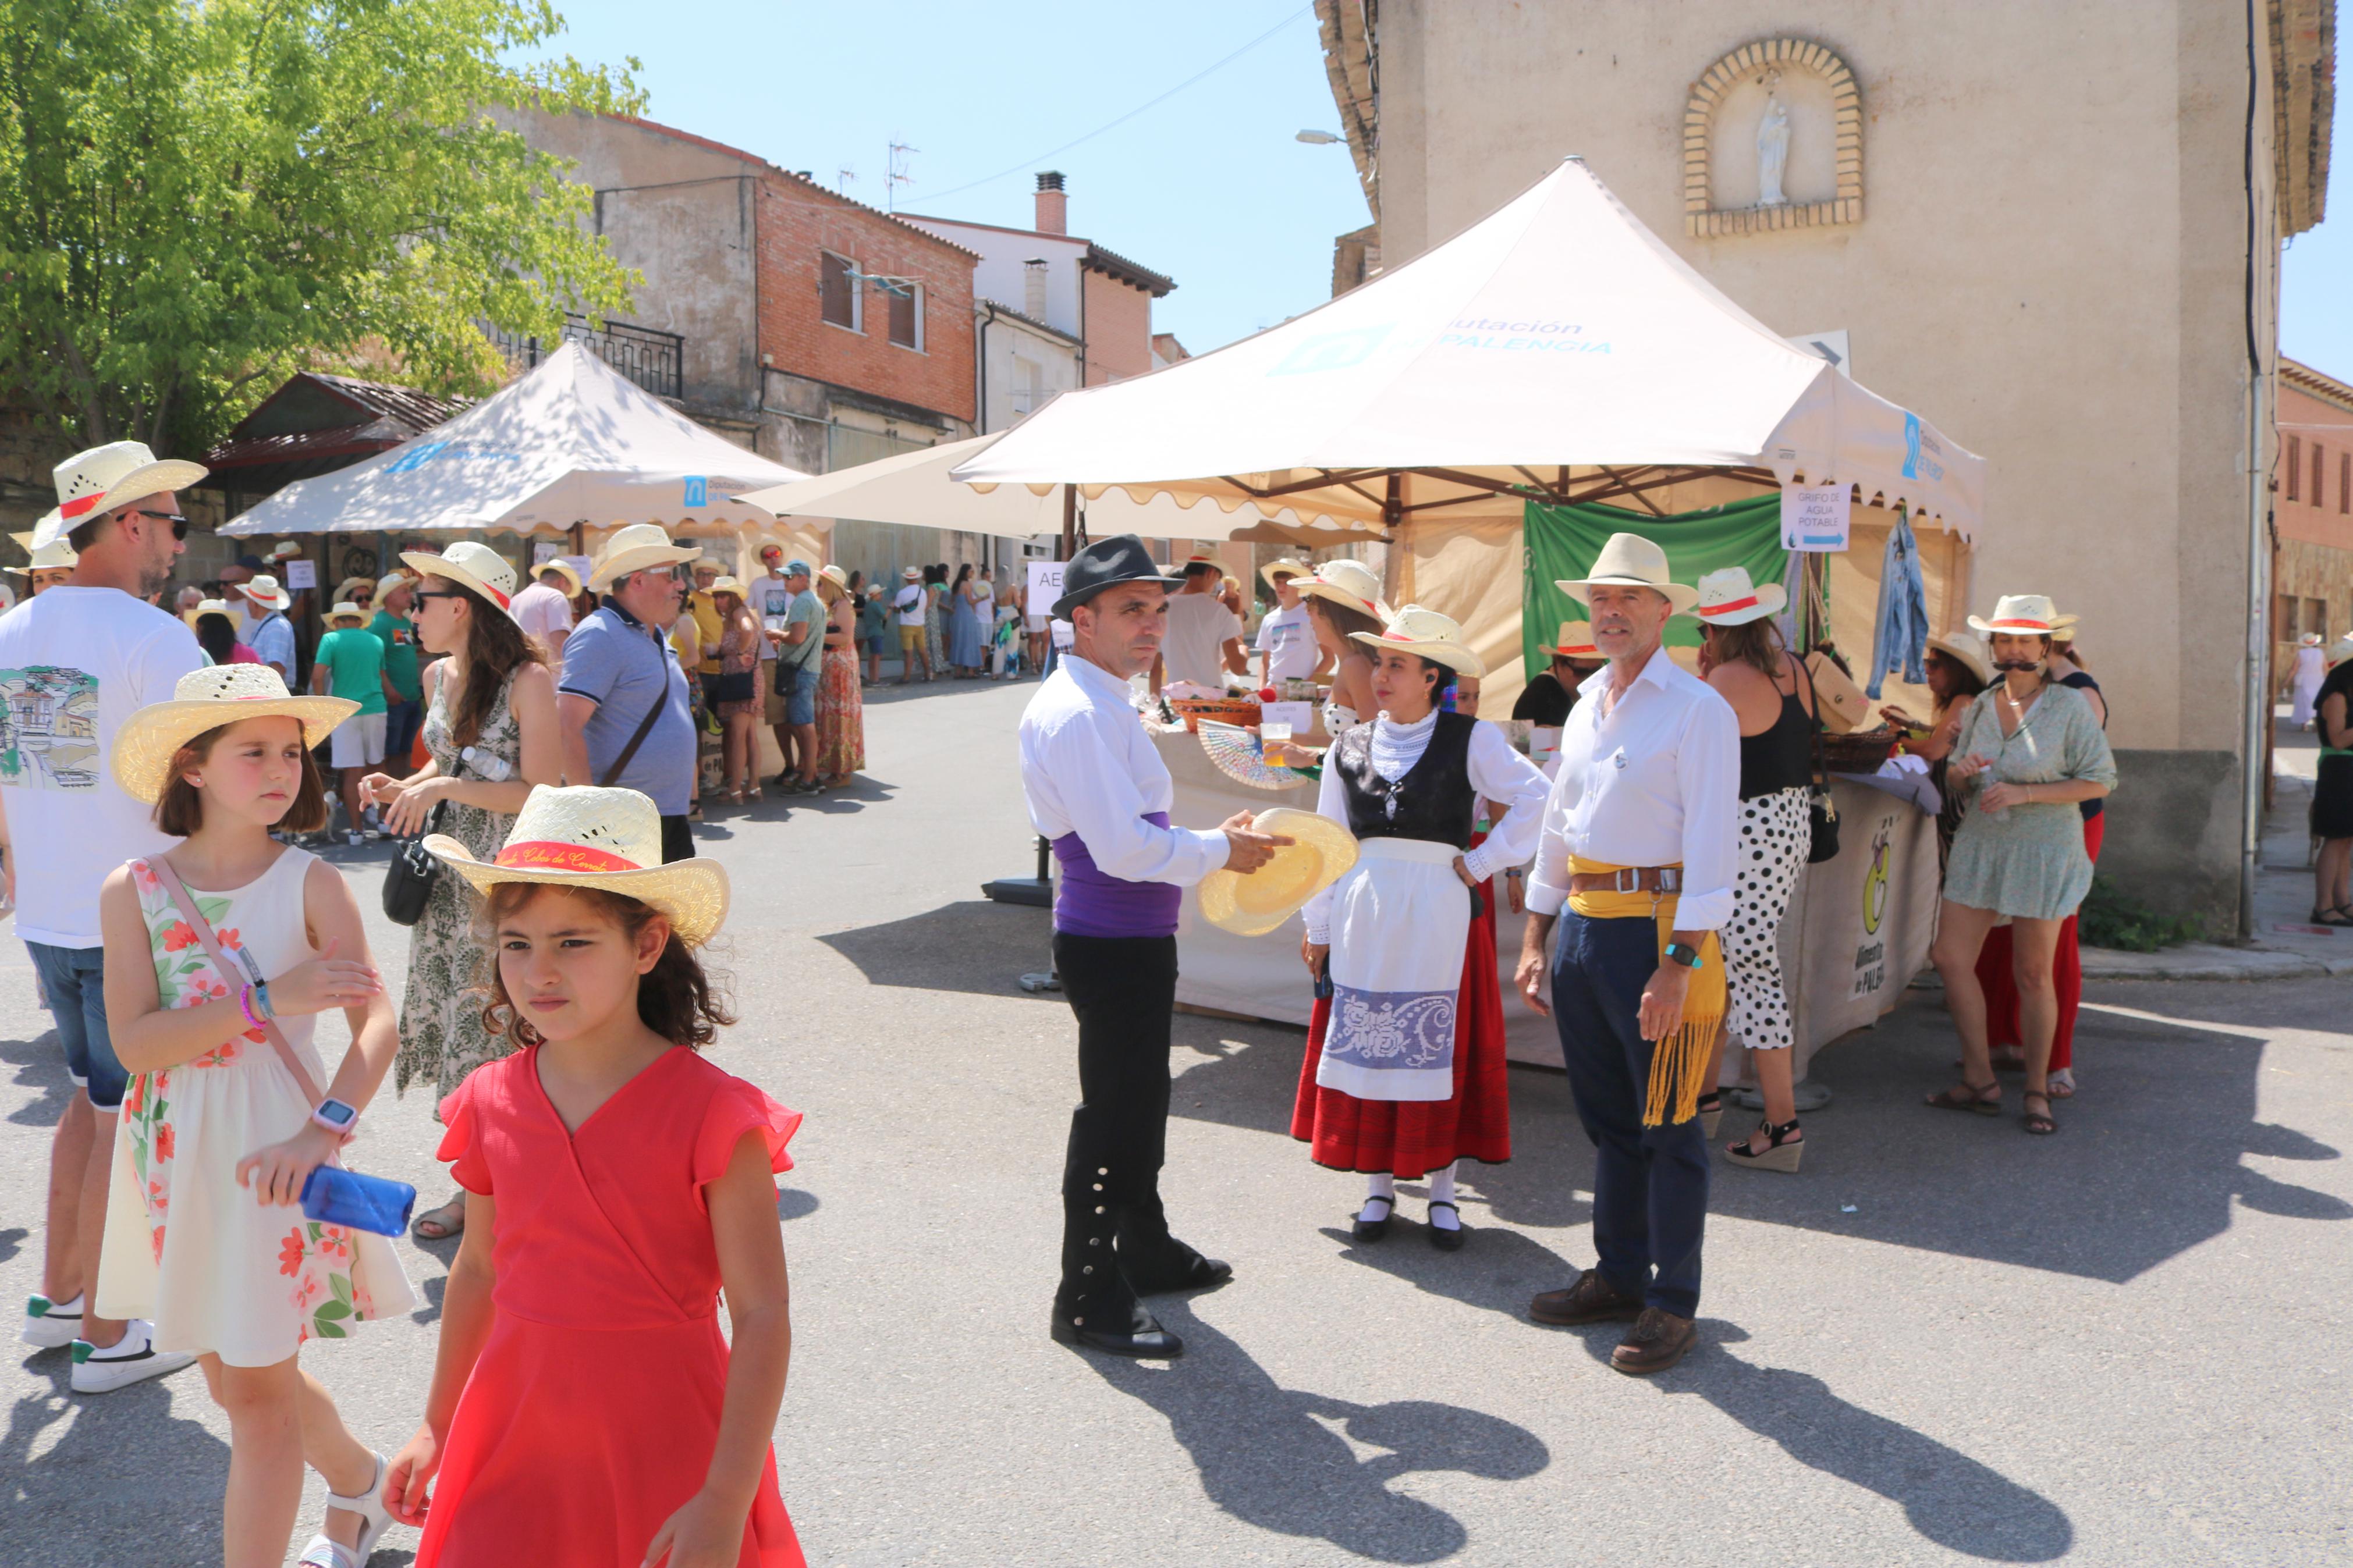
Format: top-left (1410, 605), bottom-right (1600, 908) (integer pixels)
top-left (1296, 129), bottom-right (1344, 145)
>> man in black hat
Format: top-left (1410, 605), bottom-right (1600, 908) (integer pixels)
top-left (1018, 535), bottom-right (1291, 1358)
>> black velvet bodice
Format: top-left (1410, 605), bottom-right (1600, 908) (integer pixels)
top-left (1330, 710), bottom-right (1478, 849)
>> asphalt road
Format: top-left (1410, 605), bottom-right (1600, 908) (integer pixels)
top-left (3, 674), bottom-right (2349, 1566)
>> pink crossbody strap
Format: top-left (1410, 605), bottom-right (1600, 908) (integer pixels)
top-left (143, 856), bottom-right (326, 1105)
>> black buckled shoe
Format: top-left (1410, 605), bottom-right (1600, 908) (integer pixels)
top-left (1426, 1199), bottom-right (1466, 1251)
top-left (1049, 1298), bottom-right (1184, 1359)
top-left (1116, 1234), bottom-right (1233, 1295)
top-left (1351, 1194), bottom-right (1394, 1242)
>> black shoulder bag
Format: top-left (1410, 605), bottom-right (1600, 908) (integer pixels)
top-left (382, 749), bottom-right (467, 926)
top-left (1797, 653), bottom-right (1840, 863)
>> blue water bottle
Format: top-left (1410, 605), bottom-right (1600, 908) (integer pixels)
top-left (300, 1167), bottom-right (418, 1238)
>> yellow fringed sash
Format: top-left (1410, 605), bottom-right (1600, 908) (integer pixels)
top-left (1567, 856), bottom-right (1727, 1128)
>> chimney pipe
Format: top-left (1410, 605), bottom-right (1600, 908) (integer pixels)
top-left (1034, 170), bottom-right (1067, 235)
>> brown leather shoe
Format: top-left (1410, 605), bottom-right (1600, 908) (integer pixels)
top-left (1610, 1307), bottom-right (1697, 1375)
top-left (1529, 1268), bottom-right (1643, 1325)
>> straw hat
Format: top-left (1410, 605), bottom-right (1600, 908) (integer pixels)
top-left (323, 600), bottom-right (368, 626)
top-left (590, 523), bottom-right (701, 589)
top-left (424, 785), bottom-right (729, 948)
top-left (901, 566), bottom-right (922, 582)
top-left (332, 575), bottom-right (377, 604)
top-left (1926, 631), bottom-right (1992, 686)
top-left (533, 557), bottom-right (583, 594)
top-left (707, 575), bottom-right (748, 599)
top-left (818, 564), bottom-right (851, 601)
top-left (264, 541), bottom-right (304, 564)
top-left (1692, 566), bottom-right (1788, 627)
top-left (1259, 557), bottom-right (1311, 592)
top-left (400, 541), bottom-right (519, 624)
top-left (1966, 594), bottom-right (2063, 636)
top-left (1293, 559), bottom-right (1390, 621)
top-left (1555, 532), bottom-right (1699, 615)
top-left (1197, 807), bottom-right (1360, 937)
top-left (1539, 620), bottom-right (1599, 659)
top-left (193, 597), bottom-right (237, 620)
top-left (8, 535), bottom-right (77, 575)
top-left (240, 573), bottom-right (292, 611)
top-left (112, 666), bottom-right (358, 802)
top-left (38, 440), bottom-right (208, 548)
top-left (2299, 632), bottom-right (2324, 648)
top-left (1348, 603), bottom-right (1486, 678)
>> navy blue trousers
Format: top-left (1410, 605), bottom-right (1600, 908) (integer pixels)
top-left (1550, 909), bottom-right (1710, 1318)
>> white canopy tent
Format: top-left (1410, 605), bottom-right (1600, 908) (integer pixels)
top-left (221, 343), bottom-right (812, 543)
top-left (950, 157), bottom-right (1985, 539)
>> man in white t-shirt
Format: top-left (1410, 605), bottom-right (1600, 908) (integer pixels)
top-left (1151, 556), bottom-right (1244, 694)
top-left (2, 442), bottom-right (205, 1394)
top-left (510, 559), bottom-right (580, 660)
top-left (750, 544), bottom-right (796, 733)
top-left (1252, 559), bottom-right (1331, 687)
top-left (892, 565), bottom-right (930, 684)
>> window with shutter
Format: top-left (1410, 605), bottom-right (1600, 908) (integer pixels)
top-left (888, 282), bottom-right (921, 349)
top-left (821, 252), bottom-right (858, 331)
top-left (2287, 435), bottom-right (2301, 500)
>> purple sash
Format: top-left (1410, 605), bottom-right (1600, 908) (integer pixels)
top-left (1052, 811), bottom-right (1183, 937)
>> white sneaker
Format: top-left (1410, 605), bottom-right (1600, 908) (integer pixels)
top-left (70, 1319), bottom-right (196, 1394)
top-left (344, 830), bottom-right (363, 846)
top-left (21, 1292), bottom-right (84, 1349)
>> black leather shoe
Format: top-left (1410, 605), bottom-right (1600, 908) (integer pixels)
top-left (1426, 1199), bottom-right (1466, 1251)
top-left (1119, 1237), bottom-right (1233, 1295)
top-left (1351, 1194), bottom-right (1394, 1242)
top-left (1049, 1300), bottom-right (1184, 1359)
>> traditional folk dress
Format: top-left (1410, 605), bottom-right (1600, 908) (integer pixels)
top-left (1017, 652), bottom-right (1230, 1321)
top-left (1291, 710), bottom-right (1548, 1176)
top-left (97, 850), bottom-right (416, 1363)
top-left (418, 1047), bottom-right (803, 1568)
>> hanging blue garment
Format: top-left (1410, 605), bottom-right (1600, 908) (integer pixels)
top-left (1866, 513), bottom-right (1928, 698)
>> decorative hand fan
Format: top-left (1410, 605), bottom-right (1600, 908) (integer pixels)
top-left (1198, 720), bottom-right (1315, 791)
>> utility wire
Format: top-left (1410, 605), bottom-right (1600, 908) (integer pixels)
top-left (918, 5), bottom-right (1314, 204)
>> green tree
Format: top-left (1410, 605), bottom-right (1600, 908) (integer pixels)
top-left (0, 0), bottom-right (644, 454)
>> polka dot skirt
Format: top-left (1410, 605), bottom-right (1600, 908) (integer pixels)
top-left (1725, 787), bottom-right (1808, 1052)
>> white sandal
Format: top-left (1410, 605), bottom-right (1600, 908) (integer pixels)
top-left (297, 1450), bottom-right (392, 1567)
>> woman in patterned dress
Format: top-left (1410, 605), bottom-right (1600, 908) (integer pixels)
top-left (814, 566), bottom-right (865, 783)
top-left (358, 543), bottom-right (561, 1240)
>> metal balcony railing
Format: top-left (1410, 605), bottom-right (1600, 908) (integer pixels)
top-left (487, 314), bottom-right (684, 400)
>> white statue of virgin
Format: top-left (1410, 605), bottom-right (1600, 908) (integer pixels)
top-left (1756, 96), bottom-right (1791, 206)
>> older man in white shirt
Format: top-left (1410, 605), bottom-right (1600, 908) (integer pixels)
top-left (1513, 534), bottom-right (1738, 1376)
top-left (1020, 534), bottom-right (1288, 1361)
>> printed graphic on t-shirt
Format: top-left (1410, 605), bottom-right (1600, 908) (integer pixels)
top-left (0, 666), bottom-right (101, 790)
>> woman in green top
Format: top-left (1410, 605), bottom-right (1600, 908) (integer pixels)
top-left (311, 600), bottom-right (398, 843)
top-left (1924, 596), bottom-right (2118, 1136)
top-left (370, 574), bottom-right (426, 780)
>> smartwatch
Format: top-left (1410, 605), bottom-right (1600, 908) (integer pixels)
top-left (1663, 941), bottom-right (1705, 970)
top-left (310, 1097), bottom-right (360, 1142)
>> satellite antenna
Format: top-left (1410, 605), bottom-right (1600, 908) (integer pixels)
top-left (886, 140), bottom-right (918, 212)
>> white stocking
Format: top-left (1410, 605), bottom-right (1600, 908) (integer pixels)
top-left (1426, 1162), bottom-right (1461, 1229)
top-left (1358, 1172), bottom-right (1396, 1224)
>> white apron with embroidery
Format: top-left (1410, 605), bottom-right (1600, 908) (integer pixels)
top-left (1316, 837), bottom-right (1468, 1102)
top-left (95, 849), bottom-right (415, 1366)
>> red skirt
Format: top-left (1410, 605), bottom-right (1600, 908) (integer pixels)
top-left (1290, 873), bottom-right (1511, 1179)
top-left (1976, 811), bottom-right (2104, 1071)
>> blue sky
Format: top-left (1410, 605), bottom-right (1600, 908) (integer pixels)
top-left (524, 3), bottom-right (2347, 369)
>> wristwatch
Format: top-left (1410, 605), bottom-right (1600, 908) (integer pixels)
top-left (1663, 941), bottom-right (1705, 969)
top-left (310, 1097), bottom-right (360, 1142)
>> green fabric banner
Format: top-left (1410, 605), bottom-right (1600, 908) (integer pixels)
top-left (1522, 494), bottom-right (1788, 670)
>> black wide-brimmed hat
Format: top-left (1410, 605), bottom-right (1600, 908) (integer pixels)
top-left (1050, 534), bottom-right (1184, 620)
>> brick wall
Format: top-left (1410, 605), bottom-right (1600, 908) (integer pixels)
top-left (1081, 273), bottom-right (1155, 385)
top-left (755, 175), bottom-right (975, 424)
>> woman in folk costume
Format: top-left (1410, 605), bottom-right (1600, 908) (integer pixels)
top-left (1293, 606), bottom-right (1549, 1249)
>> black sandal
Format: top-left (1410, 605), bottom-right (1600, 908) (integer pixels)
top-left (2310, 906), bottom-right (2353, 927)
top-left (1925, 1080), bottom-right (2002, 1116)
top-left (1725, 1117), bottom-right (1804, 1172)
top-left (1351, 1194), bottom-right (1394, 1242)
top-left (2022, 1092), bottom-right (2057, 1135)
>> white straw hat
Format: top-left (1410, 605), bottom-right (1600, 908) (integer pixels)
top-left (324, 600), bottom-right (368, 625)
top-left (1197, 807), bottom-right (1360, 937)
top-left (1293, 559), bottom-right (1391, 621)
top-left (1691, 566), bottom-right (1788, 627)
top-left (1966, 594), bottom-right (2062, 635)
top-left (589, 523), bottom-right (702, 589)
top-left (265, 541), bottom-right (305, 564)
top-left (1555, 532), bottom-right (1700, 616)
top-left (112, 665), bottom-right (358, 803)
top-left (1259, 557), bottom-right (1311, 592)
top-left (1348, 603), bottom-right (1486, 678)
top-left (40, 441), bottom-right (208, 548)
top-left (240, 573), bottom-right (293, 611)
top-left (707, 575), bottom-right (747, 598)
top-left (534, 557), bottom-right (583, 593)
top-left (8, 535), bottom-right (77, 574)
top-left (818, 563), bottom-right (850, 592)
top-left (1539, 620), bottom-right (1599, 658)
top-left (400, 542), bottom-right (520, 625)
top-left (1927, 631), bottom-right (1992, 686)
top-left (425, 785), bottom-right (730, 948)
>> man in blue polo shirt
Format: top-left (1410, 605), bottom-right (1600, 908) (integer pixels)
top-left (556, 524), bottom-right (701, 862)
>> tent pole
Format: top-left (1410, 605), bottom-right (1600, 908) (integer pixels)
top-left (988, 482), bottom-right (1071, 935)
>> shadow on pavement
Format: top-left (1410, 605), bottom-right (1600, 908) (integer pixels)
top-left (3, 1355), bottom-right (226, 1564)
top-left (1564, 1324), bottom-right (2073, 1562)
top-left (1081, 1302), bottom-right (1548, 1563)
top-left (1, 1030), bottom-right (72, 1128)
top-left (816, 899), bottom-right (1053, 998)
top-left (1315, 1222), bottom-right (1585, 1321)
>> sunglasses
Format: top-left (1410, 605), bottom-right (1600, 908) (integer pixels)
top-left (134, 510), bottom-right (190, 541)
top-left (411, 589), bottom-right (466, 605)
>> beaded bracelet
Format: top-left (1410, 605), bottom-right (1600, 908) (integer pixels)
top-left (239, 984), bottom-right (265, 1032)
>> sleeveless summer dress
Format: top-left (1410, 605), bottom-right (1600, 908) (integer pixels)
top-left (97, 849), bottom-right (416, 1365)
top-left (418, 1047), bottom-right (804, 1567)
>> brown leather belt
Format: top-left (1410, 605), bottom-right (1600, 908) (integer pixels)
top-left (1566, 866), bottom-right (1683, 895)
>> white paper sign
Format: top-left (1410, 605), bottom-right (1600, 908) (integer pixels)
top-left (1028, 560), bottom-right (1065, 610)
top-left (532, 541), bottom-right (560, 565)
top-left (1050, 618), bottom-right (1074, 650)
top-left (1780, 483), bottom-right (1851, 553)
top-left (1259, 700), bottom-right (1315, 736)
top-left (282, 559), bottom-right (317, 590)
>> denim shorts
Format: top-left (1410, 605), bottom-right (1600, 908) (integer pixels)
top-left (27, 942), bottom-right (129, 1111)
top-left (786, 663), bottom-right (820, 727)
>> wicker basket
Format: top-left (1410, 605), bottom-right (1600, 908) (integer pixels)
top-left (1820, 726), bottom-right (1899, 772)
top-left (1167, 697), bottom-right (1262, 734)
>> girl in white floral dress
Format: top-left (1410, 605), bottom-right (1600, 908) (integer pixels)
top-left (94, 664), bottom-right (416, 1568)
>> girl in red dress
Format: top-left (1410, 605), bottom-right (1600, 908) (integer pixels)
top-left (384, 785), bottom-right (803, 1568)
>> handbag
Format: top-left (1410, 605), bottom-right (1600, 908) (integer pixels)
top-left (1797, 654), bottom-right (1840, 863)
top-left (381, 749), bottom-right (471, 927)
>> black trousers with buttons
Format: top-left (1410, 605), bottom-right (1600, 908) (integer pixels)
top-left (1052, 933), bottom-right (1180, 1310)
